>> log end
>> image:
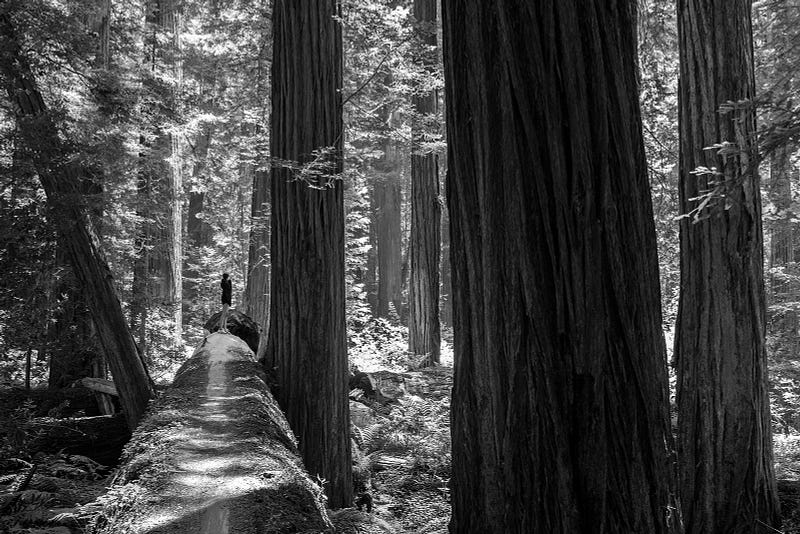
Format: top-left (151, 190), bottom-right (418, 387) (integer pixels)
top-left (203, 309), bottom-right (260, 353)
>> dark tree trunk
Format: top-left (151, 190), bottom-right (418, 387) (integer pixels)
top-left (47, 246), bottom-right (97, 390)
top-left (0, 15), bottom-right (153, 430)
top-left (442, 2), bottom-right (677, 532)
top-left (675, 0), bottom-right (780, 532)
top-left (408, 0), bottom-right (441, 365)
top-left (266, 0), bottom-right (352, 508)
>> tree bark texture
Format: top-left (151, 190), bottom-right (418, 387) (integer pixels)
top-left (137, 0), bottom-right (183, 344)
top-left (185, 123), bottom-right (214, 321)
top-left (442, 2), bottom-right (678, 532)
top-left (0, 13), bottom-right (153, 430)
top-left (267, 0), bottom-right (352, 508)
top-left (675, 1), bottom-right (780, 532)
top-left (244, 168), bottom-right (270, 359)
top-left (408, 0), bottom-right (441, 364)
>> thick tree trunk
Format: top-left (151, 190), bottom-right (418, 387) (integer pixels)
top-left (267, 0), bottom-right (352, 508)
top-left (442, 2), bottom-right (677, 532)
top-left (675, 1), bottom-right (780, 532)
top-left (0, 16), bottom-right (153, 430)
top-left (408, 0), bottom-right (441, 364)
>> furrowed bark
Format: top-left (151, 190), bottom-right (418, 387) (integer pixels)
top-left (442, 1), bottom-right (678, 531)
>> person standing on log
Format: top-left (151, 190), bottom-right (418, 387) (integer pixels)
top-left (220, 273), bottom-right (232, 333)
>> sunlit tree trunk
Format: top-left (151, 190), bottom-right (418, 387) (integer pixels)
top-left (443, 2), bottom-right (678, 531)
top-left (244, 165), bottom-right (270, 356)
top-left (266, 0), bottom-right (352, 508)
top-left (408, 0), bottom-right (441, 365)
top-left (373, 104), bottom-right (403, 320)
top-left (133, 0), bottom-right (183, 350)
top-left (675, 0), bottom-right (779, 532)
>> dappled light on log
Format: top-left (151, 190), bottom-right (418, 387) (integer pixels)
top-left (85, 333), bottom-right (333, 533)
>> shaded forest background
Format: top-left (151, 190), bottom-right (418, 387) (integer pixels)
top-left (2, 0), bottom-right (800, 532)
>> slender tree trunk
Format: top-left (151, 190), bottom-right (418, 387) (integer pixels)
top-left (765, 14), bottom-right (799, 353)
top-left (137, 0), bottom-right (182, 347)
top-left (267, 0), bottom-right (352, 508)
top-left (25, 348), bottom-right (32, 392)
top-left (0, 16), bottom-right (153, 430)
top-left (185, 122), bottom-right (213, 321)
top-left (374, 176), bottom-right (402, 319)
top-left (408, 0), bottom-right (441, 364)
top-left (675, 1), bottom-right (780, 532)
top-left (442, 2), bottom-right (678, 531)
top-left (243, 11), bottom-right (272, 357)
top-left (373, 104), bottom-right (403, 320)
top-left (439, 201), bottom-right (452, 327)
top-left (244, 166), bottom-right (270, 357)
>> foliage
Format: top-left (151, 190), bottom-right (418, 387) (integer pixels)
top-left (352, 390), bottom-right (450, 533)
top-left (639, 0), bottom-right (680, 329)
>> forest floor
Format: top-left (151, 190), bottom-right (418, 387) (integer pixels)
top-left (0, 324), bottom-right (454, 533)
top-left (7, 322), bottom-right (800, 533)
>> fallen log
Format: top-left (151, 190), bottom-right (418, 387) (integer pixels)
top-left (78, 377), bottom-right (118, 397)
top-left (85, 333), bottom-right (334, 533)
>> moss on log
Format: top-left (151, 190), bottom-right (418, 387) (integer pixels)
top-left (86, 333), bottom-right (333, 533)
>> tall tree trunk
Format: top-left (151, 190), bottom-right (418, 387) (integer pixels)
top-left (408, 0), bottom-right (441, 364)
top-left (243, 11), bottom-right (272, 357)
top-left (439, 199), bottom-right (452, 327)
top-left (765, 14), bottom-right (799, 354)
top-left (266, 0), bottom-right (352, 508)
top-left (442, 2), bottom-right (677, 531)
top-left (136, 0), bottom-right (183, 348)
top-left (0, 15), bottom-right (153, 430)
top-left (244, 166), bottom-right (270, 357)
top-left (675, 1), bottom-right (779, 532)
top-left (767, 143), bottom-right (798, 351)
top-left (185, 122), bottom-right (214, 321)
top-left (373, 105), bottom-right (403, 320)
top-left (49, 0), bottom-right (112, 394)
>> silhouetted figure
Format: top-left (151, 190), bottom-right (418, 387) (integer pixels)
top-left (220, 273), bottom-right (232, 332)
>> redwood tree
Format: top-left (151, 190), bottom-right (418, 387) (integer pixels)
top-left (266, 0), bottom-right (352, 508)
top-left (408, 0), bottom-right (441, 365)
top-left (0, 12), bottom-right (152, 430)
top-left (675, 0), bottom-right (779, 531)
top-left (442, 2), bottom-right (677, 531)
